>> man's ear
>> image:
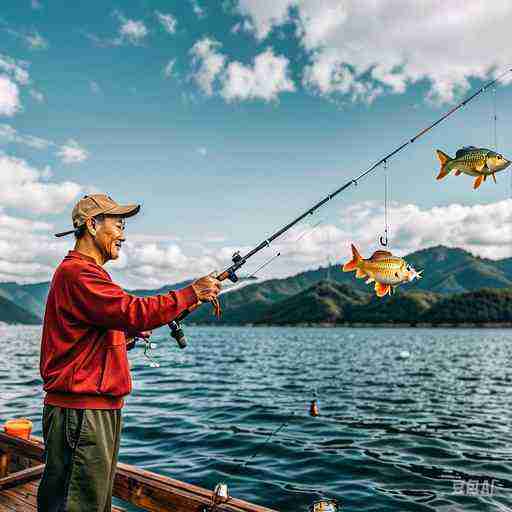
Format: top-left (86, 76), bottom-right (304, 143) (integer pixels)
top-left (85, 217), bottom-right (97, 236)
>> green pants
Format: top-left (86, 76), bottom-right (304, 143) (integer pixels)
top-left (37, 405), bottom-right (122, 512)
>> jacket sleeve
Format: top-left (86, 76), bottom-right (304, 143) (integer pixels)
top-left (67, 267), bottom-right (198, 331)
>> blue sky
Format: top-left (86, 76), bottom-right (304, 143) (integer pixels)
top-left (1, 1), bottom-right (512, 288)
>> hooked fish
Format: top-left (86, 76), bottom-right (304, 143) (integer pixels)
top-left (436, 146), bottom-right (510, 190)
top-left (342, 244), bottom-right (422, 298)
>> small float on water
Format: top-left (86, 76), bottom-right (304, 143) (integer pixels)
top-left (0, 428), bottom-right (277, 512)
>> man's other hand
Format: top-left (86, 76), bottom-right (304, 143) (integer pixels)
top-left (191, 273), bottom-right (221, 302)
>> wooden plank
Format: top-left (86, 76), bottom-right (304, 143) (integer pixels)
top-left (0, 465), bottom-right (45, 491)
top-left (0, 452), bottom-right (9, 479)
top-left (0, 433), bottom-right (278, 512)
top-left (0, 484), bottom-right (37, 512)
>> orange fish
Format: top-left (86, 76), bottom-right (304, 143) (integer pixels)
top-left (342, 244), bottom-right (422, 297)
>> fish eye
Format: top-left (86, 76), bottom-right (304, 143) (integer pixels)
top-left (496, 154), bottom-right (503, 159)
top-left (406, 265), bottom-right (411, 271)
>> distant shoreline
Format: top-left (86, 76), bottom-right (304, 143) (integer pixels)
top-left (191, 322), bottom-right (512, 329)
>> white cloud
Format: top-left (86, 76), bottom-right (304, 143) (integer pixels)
top-left (196, 147), bottom-right (207, 156)
top-left (31, 0), bottom-right (42, 9)
top-left (221, 48), bottom-right (295, 102)
top-left (236, 0), bottom-right (294, 39)
top-left (190, 0), bottom-right (205, 18)
top-left (0, 76), bottom-right (21, 117)
top-left (0, 54), bottom-right (30, 85)
top-left (0, 125), bottom-right (89, 164)
top-left (155, 11), bottom-right (177, 34)
top-left (0, 54), bottom-right (32, 116)
top-left (236, 0), bottom-right (512, 104)
top-left (190, 39), bottom-right (294, 102)
top-left (2, 198), bottom-right (511, 288)
top-left (0, 153), bottom-right (82, 214)
top-left (163, 59), bottom-right (176, 79)
top-left (56, 139), bottom-right (89, 164)
top-left (88, 12), bottom-right (149, 47)
top-left (190, 38), bottom-right (226, 95)
top-left (0, 123), bottom-right (51, 149)
top-left (118, 16), bottom-right (148, 45)
top-left (89, 81), bottom-right (101, 94)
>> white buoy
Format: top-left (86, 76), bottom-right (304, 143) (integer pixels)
top-left (398, 350), bottom-right (410, 360)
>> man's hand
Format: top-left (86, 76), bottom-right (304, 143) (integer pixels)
top-left (191, 273), bottom-right (221, 303)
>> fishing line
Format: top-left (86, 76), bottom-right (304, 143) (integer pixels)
top-left (380, 160), bottom-right (390, 247)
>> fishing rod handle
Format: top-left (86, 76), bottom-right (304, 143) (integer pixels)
top-left (168, 270), bottom-right (229, 349)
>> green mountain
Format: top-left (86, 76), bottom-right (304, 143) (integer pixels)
top-left (0, 281), bottom-right (50, 317)
top-left (0, 295), bottom-right (41, 325)
top-left (230, 280), bottom-right (511, 326)
top-left (424, 288), bottom-right (512, 324)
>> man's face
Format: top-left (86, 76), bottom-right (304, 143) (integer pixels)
top-left (93, 215), bottom-right (126, 261)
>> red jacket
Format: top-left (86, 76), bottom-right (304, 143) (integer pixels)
top-left (40, 250), bottom-right (198, 409)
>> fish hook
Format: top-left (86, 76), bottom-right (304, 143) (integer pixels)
top-left (379, 160), bottom-right (389, 247)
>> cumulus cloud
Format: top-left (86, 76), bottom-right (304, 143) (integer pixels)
top-left (190, 38), bottom-right (226, 95)
top-left (0, 54), bottom-right (32, 116)
top-left (2, 198), bottom-right (511, 288)
top-left (118, 18), bottom-right (148, 45)
top-left (0, 54), bottom-right (30, 85)
top-left (56, 139), bottom-right (89, 164)
top-left (155, 11), bottom-right (177, 34)
top-left (190, 38), bottom-right (294, 101)
top-left (0, 125), bottom-right (89, 164)
top-left (0, 153), bottom-right (82, 214)
top-left (0, 208), bottom-right (67, 283)
top-left (0, 76), bottom-right (21, 117)
top-left (236, 0), bottom-right (512, 104)
top-left (87, 11), bottom-right (148, 47)
top-left (222, 48), bottom-right (295, 102)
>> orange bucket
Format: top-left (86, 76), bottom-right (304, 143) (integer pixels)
top-left (3, 418), bottom-right (33, 440)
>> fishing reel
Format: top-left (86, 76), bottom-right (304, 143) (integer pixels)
top-left (131, 335), bottom-right (160, 367)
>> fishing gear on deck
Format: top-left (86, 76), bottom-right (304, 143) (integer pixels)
top-left (168, 67), bottom-right (512, 347)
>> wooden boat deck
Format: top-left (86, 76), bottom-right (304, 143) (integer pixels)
top-left (0, 431), bottom-right (278, 512)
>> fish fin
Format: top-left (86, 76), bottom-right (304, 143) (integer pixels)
top-left (483, 174), bottom-right (487, 181)
top-left (492, 172), bottom-right (497, 184)
top-left (342, 244), bottom-right (362, 272)
top-left (370, 250), bottom-right (393, 260)
top-left (454, 169), bottom-right (462, 176)
top-left (375, 282), bottom-right (391, 298)
top-left (355, 269), bottom-right (367, 279)
top-left (436, 150), bottom-right (452, 180)
top-left (455, 146), bottom-right (478, 158)
top-left (473, 175), bottom-right (484, 190)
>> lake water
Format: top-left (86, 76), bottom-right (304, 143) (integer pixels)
top-left (1, 324), bottom-right (512, 512)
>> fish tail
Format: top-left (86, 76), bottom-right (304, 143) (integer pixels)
top-left (342, 244), bottom-right (362, 272)
top-left (436, 150), bottom-right (452, 180)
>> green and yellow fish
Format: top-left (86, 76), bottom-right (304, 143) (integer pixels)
top-left (342, 244), bottom-right (422, 298)
top-left (436, 146), bottom-right (510, 190)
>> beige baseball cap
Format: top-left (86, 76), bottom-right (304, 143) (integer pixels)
top-left (54, 194), bottom-right (140, 237)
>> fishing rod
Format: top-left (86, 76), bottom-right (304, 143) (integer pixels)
top-left (169, 67), bottom-right (512, 348)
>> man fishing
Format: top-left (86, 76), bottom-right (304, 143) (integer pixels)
top-left (37, 193), bottom-right (221, 512)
